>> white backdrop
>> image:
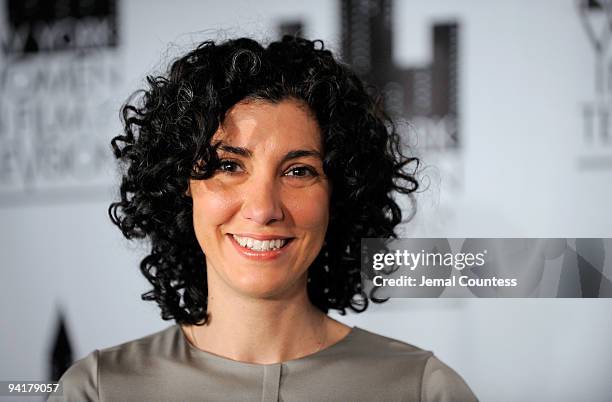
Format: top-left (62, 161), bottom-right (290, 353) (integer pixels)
top-left (1, 1), bottom-right (611, 401)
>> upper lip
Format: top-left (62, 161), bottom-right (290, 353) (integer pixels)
top-left (229, 233), bottom-right (294, 241)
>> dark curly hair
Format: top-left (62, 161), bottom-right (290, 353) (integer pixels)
top-left (108, 36), bottom-right (418, 326)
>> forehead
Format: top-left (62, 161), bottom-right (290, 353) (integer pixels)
top-left (214, 99), bottom-right (322, 151)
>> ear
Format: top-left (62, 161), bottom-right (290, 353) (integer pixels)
top-left (185, 181), bottom-right (192, 197)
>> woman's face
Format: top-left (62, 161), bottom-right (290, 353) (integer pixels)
top-left (189, 98), bottom-right (330, 300)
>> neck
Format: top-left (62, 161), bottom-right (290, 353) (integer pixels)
top-left (186, 271), bottom-right (330, 364)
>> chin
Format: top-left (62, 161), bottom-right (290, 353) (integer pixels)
top-left (228, 271), bottom-right (305, 300)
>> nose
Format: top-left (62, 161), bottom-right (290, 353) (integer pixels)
top-left (240, 175), bottom-right (284, 225)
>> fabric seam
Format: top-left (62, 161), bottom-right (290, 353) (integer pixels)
top-left (419, 352), bottom-right (435, 402)
top-left (95, 349), bottom-right (100, 401)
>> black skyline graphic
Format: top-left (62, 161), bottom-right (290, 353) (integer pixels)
top-left (278, 21), bottom-right (304, 38)
top-left (577, 0), bottom-right (612, 169)
top-left (340, 0), bottom-right (459, 149)
top-left (4, 0), bottom-right (118, 55)
top-left (49, 311), bottom-right (73, 381)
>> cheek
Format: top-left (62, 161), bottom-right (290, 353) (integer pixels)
top-left (285, 186), bottom-right (330, 233)
top-left (191, 180), bottom-right (240, 243)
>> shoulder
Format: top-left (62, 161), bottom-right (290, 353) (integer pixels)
top-left (94, 324), bottom-right (180, 370)
top-left (421, 354), bottom-right (479, 402)
top-left (349, 327), bottom-right (424, 350)
top-left (48, 350), bottom-right (99, 402)
top-left (347, 328), bottom-right (478, 402)
top-left (346, 326), bottom-right (432, 359)
top-left (49, 325), bottom-right (179, 402)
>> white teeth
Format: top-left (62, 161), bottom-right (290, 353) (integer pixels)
top-left (232, 235), bottom-right (287, 251)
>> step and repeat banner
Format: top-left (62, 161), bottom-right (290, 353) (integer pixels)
top-left (0, 0), bottom-right (122, 203)
top-left (1, 1), bottom-right (611, 401)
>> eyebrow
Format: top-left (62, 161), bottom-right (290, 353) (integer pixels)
top-left (217, 144), bottom-right (252, 157)
top-left (217, 144), bottom-right (322, 163)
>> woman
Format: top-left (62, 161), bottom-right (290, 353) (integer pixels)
top-left (51, 36), bottom-right (478, 401)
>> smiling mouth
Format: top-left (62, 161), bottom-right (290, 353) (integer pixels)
top-left (229, 234), bottom-right (294, 252)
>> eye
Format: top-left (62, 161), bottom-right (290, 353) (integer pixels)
top-left (284, 165), bottom-right (318, 177)
top-left (217, 160), bottom-right (243, 173)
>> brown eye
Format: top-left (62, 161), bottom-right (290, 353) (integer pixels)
top-left (218, 160), bottom-right (243, 173)
top-left (284, 166), bottom-right (318, 177)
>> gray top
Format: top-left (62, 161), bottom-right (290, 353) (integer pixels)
top-left (49, 325), bottom-right (478, 402)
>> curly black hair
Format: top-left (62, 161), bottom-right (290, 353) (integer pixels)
top-left (108, 36), bottom-right (418, 326)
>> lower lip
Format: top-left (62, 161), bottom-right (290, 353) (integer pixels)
top-left (227, 235), bottom-right (291, 261)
